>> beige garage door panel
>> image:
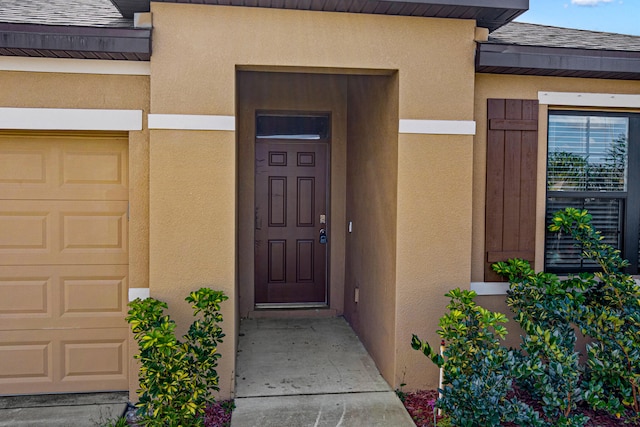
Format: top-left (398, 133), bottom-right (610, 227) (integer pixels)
top-left (0, 200), bottom-right (128, 266)
top-left (0, 132), bottom-right (129, 395)
top-left (0, 265), bottom-right (128, 331)
top-left (0, 135), bottom-right (128, 201)
top-left (0, 328), bottom-right (128, 395)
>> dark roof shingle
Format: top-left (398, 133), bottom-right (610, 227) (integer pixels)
top-left (490, 21), bottom-right (640, 52)
top-left (477, 22), bottom-right (640, 80)
top-left (0, 0), bottom-right (132, 28)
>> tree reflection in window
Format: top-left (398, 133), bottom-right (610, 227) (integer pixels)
top-left (545, 114), bottom-right (630, 273)
top-left (547, 116), bottom-right (628, 192)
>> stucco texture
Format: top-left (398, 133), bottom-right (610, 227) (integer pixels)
top-left (149, 3), bottom-right (476, 120)
top-left (344, 74), bottom-right (399, 385)
top-left (148, 129), bottom-right (237, 397)
top-left (149, 3), bottom-right (478, 396)
top-left (396, 133), bottom-right (474, 389)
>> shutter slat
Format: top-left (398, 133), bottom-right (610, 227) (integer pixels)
top-left (487, 251), bottom-right (535, 263)
top-left (489, 119), bottom-right (538, 131)
top-left (485, 99), bottom-right (506, 271)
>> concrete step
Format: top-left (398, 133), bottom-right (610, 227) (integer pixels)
top-left (0, 392), bottom-right (128, 427)
top-left (231, 391), bottom-right (415, 427)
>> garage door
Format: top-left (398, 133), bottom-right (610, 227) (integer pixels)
top-left (0, 132), bottom-right (129, 395)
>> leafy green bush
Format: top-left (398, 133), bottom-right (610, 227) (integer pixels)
top-left (550, 208), bottom-right (640, 415)
top-left (413, 208), bottom-right (640, 425)
top-left (127, 288), bottom-right (228, 427)
top-left (412, 289), bottom-right (542, 427)
top-left (494, 207), bottom-right (640, 419)
top-left (494, 259), bottom-right (588, 426)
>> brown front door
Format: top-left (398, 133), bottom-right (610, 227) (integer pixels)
top-left (255, 141), bottom-right (328, 305)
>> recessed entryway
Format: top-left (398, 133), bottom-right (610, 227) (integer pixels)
top-left (236, 68), bottom-right (400, 393)
top-left (237, 71), bottom-right (349, 317)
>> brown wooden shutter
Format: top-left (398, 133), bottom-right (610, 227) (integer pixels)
top-left (485, 99), bottom-right (539, 281)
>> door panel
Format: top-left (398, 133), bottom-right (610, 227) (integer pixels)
top-left (255, 142), bottom-right (328, 304)
top-left (0, 265), bottom-right (128, 331)
top-left (0, 200), bottom-right (128, 266)
top-left (0, 327), bottom-right (128, 395)
top-left (0, 137), bottom-right (128, 201)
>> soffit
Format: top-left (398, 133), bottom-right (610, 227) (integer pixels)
top-left (113, 0), bottom-right (528, 31)
top-left (0, 23), bottom-right (151, 61)
top-left (0, 0), bottom-right (150, 61)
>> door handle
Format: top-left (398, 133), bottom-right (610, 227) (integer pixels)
top-left (319, 228), bottom-right (328, 244)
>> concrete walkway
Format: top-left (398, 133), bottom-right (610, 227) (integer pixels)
top-left (0, 392), bottom-right (128, 427)
top-left (231, 317), bottom-right (414, 427)
top-left (0, 318), bottom-right (413, 426)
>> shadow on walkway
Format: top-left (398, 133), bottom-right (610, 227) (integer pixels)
top-left (231, 317), bottom-right (414, 427)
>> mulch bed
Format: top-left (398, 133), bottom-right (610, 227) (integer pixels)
top-left (399, 389), bottom-right (442, 427)
top-left (123, 400), bottom-right (233, 427)
top-left (203, 400), bottom-right (234, 427)
top-left (400, 389), bottom-right (638, 427)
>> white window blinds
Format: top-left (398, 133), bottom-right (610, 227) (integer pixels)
top-left (547, 115), bottom-right (628, 192)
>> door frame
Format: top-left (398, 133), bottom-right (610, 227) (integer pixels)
top-left (253, 110), bottom-right (332, 308)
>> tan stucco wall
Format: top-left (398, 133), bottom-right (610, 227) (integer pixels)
top-left (473, 74), bottom-right (640, 284)
top-left (237, 71), bottom-right (348, 317)
top-left (396, 133), bottom-right (475, 389)
top-left (150, 3), bottom-right (476, 120)
top-left (344, 74), bottom-right (399, 384)
top-left (149, 2), bottom-right (478, 395)
top-left (148, 129), bottom-right (237, 397)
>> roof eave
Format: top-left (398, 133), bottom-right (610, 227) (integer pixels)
top-left (113, 0), bottom-right (528, 31)
top-left (0, 22), bottom-right (151, 61)
top-left (476, 42), bottom-right (640, 80)
top-left (109, 0), bottom-right (150, 19)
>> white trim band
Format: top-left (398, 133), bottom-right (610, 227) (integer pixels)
top-left (148, 114), bottom-right (235, 131)
top-left (539, 92), bottom-right (640, 109)
top-left (0, 57), bottom-right (150, 75)
top-left (470, 282), bottom-right (509, 295)
top-left (399, 119), bottom-right (476, 135)
top-left (129, 288), bottom-right (150, 301)
top-left (0, 108), bottom-right (143, 131)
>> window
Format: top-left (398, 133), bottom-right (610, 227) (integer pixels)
top-left (545, 111), bottom-right (640, 273)
top-left (256, 114), bottom-right (329, 140)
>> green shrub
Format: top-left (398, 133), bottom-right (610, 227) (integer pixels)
top-left (412, 289), bottom-right (543, 427)
top-left (494, 259), bottom-right (588, 426)
top-left (413, 208), bottom-right (640, 425)
top-left (127, 288), bottom-right (228, 427)
top-left (495, 207), bottom-right (640, 418)
top-left (550, 208), bottom-right (640, 416)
